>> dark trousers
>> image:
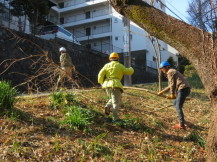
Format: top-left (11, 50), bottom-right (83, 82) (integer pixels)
top-left (173, 87), bottom-right (191, 124)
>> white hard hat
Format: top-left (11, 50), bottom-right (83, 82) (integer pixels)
top-left (59, 47), bottom-right (66, 52)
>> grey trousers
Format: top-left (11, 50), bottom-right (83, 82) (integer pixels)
top-left (173, 87), bottom-right (191, 124)
top-left (105, 88), bottom-right (122, 120)
top-left (56, 67), bottom-right (72, 88)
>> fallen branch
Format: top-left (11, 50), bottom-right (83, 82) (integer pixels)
top-left (76, 93), bottom-right (98, 104)
top-left (147, 104), bottom-right (174, 112)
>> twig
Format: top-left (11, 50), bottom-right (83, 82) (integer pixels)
top-left (147, 104), bottom-right (174, 113)
top-left (76, 93), bottom-right (98, 104)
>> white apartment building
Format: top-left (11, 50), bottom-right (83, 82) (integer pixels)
top-left (48, 0), bottom-right (178, 70)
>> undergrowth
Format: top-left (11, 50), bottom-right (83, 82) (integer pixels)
top-left (0, 81), bottom-right (17, 115)
top-left (2, 83), bottom-right (209, 161)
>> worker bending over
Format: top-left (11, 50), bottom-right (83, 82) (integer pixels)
top-left (158, 61), bottom-right (191, 129)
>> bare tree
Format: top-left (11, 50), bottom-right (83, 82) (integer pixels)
top-left (146, 0), bottom-right (163, 91)
top-left (109, 0), bottom-right (217, 161)
top-left (187, 0), bottom-right (217, 33)
top-left (0, 27), bottom-right (96, 93)
top-left (148, 35), bottom-right (162, 91)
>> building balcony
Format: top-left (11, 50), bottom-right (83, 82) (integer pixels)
top-left (74, 24), bottom-right (110, 40)
top-left (76, 31), bottom-right (111, 41)
top-left (52, 0), bottom-right (108, 13)
top-left (62, 10), bottom-right (111, 28)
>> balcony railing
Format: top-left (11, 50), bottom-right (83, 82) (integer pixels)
top-left (85, 43), bottom-right (123, 54)
top-left (92, 25), bottom-right (110, 35)
top-left (63, 0), bottom-right (107, 8)
top-left (64, 0), bottom-right (92, 8)
top-left (64, 9), bottom-right (110, 24)
top-left (74, 25), bottom-right (110, 38)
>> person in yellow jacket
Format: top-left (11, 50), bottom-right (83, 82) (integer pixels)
top-left (98, 52), bottom-right (134, 122)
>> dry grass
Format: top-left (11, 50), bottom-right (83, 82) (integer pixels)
top-left (0, 85), bottom-right (210, 161)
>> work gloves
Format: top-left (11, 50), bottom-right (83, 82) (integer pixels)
top-left (167, 94), bottom-right (176, 99)
top-left (158, 90), bottom-right (176, 99)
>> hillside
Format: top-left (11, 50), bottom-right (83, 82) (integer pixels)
top-left (0, 84), bottom-right (210, 161)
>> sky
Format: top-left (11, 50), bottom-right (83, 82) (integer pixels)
top-left (165, 0), bottom-right (190, 22)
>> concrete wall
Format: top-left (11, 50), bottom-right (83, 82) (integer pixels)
top-left (0, 27), bottom-right (108, 92)
top-left (0, 26), bottom-right (157, 92)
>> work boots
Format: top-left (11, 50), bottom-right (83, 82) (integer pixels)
top-left (173, 122), bottom-right (186, 130)
top-left (104, 106), bottom-right (110, 115)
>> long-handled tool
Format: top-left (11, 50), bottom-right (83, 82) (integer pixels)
top-left (123, 86), bottom-right (191, 100)
top-left (124, 86), bottom-right (168, 98)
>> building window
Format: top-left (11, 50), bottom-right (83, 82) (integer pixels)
top-left (60, 17), bottom-right (64, 24)
top-left (93, 26), bottom-right (96, 29)
top-left (85, 11), bottom-right (90, 19)
top-left (115, 36), bottom-right (118, 41)
top-left (58, 2), bottom-right (64, 8)
top-left (86, 27), bottom-right (91, 36)
top-left (153, 56), bottom-right (156, 62)
top-left (132, 57), bottom-right (136, 66)
top-left (94, 43), bottom-right (97, 46)
top-left (130, 34), bottom-right (133, 40)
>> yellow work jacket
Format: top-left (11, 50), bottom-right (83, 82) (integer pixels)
top-left (98, 61), bottom-right (134, 90)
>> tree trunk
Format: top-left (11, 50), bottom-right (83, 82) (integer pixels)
top-left (109, 0), bottom-right (217, 160)
top-left (207, 96), bottom-right (217, 161)
top-left (155, 38), bottom-right (162, 91)
top-left (148, 36), bottom-right (162, 91)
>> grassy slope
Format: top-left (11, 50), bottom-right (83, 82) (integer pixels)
top-left (0, 84), bottom-right (210, 161)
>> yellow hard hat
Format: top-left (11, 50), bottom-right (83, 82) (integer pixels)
top-left (109, 52), bottom-right (119, 60)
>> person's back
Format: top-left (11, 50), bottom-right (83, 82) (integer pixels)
top-left (60, 52), bottom-right (72, 67)
top-left (56, 47), bottom-right (73, 89)
top-left (98, 52), bottom-right (134, 122)
top-left (166, 68), bottom-right (190, 94)
top-left (99, 61), bottom-right (133, 90)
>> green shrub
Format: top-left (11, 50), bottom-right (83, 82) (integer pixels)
top-left (184, 65), bottom-right (204, 89)
top-left (188, 130), bottom-right (206, 147)
top-left (50, 91), bottom-right (76, 109)
top-left (89, 132), bottom-right (112, 158)
top-left (0, 81), bottom-right (17, 114)
top-left (167, 56), bottom-right (177, 69)
top-left (120, 117), bottom-right (154, 133)
top-left (62, 106), bottom-right (94, 130)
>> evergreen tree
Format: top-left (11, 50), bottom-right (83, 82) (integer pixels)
top-left (10, 0), bottom-right (52, 34)
top-left (167, 56), bottom-right (177, 69)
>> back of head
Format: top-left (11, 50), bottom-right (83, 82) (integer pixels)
top-left (109, 52), bottom-right (120, 61)
top-left (59, 47), bottom-right (66, 52)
